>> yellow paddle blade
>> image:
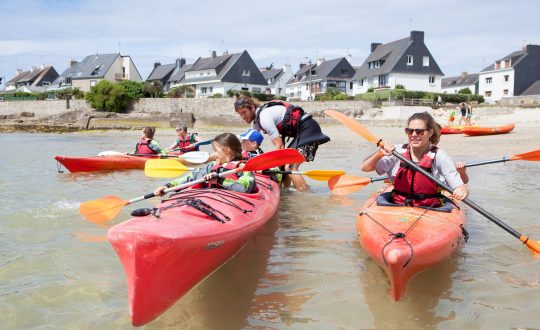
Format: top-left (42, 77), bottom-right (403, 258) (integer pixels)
top-left (79, 195), bottom-right (128, 225)
top-left (510, 149), bottom-right (540, 161)
top-left (303, 170), bottom-right (345, 181)
top-left (325, 110), bottom-right (384, 147)
top-left (328, 175), bottom-right (373, 195)
top-left (145, 159), bottom-right (191, 178)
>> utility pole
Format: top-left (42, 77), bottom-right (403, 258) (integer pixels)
top-left (305, 57), bottom-right (312, 101)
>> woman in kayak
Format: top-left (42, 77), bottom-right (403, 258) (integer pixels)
top-left (166, 124), bottom-right (202, 152)
top-left (233, 95), bottom-right (330, 191)
top-left (361, 111), bottom-right (469, 207)
top-left (134, 127), bottom-right (167, 155)
top-left (154, 133), bottom-right (256, 195)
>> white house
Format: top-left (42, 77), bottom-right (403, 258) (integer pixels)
top-left (260, 64), bottom-right (293, 98)
top-left (441, 72), bottom-right (479, 94)
top-left (478, 45), bottom-right (540, 103)
top-left (352, 31), bottom-right (444, 95)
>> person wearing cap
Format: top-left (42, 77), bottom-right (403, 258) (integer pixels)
top-left (166, 124), bottom-right (202, 153)
top-left (233, 95), bottom-right (330, 191)
top-left (239, 129), bottom-right (265, 159)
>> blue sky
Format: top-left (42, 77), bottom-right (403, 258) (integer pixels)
top-left (0, 0), bottom-right (538, 84)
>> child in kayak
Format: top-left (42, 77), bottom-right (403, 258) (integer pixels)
top-left (134, 127), bottom-right (167, 155)
top-left (238, 128), bottom-right (283, 184)
top-left (166, 124), bottom-right (202, 152)
top-left (154, 133), bottom-right (256, 195)
top-left (361, 111), bottom-right (468, 207)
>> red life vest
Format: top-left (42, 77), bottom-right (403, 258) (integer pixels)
top-left (241, 148), bottom-right (263, 160)
top-left (254, 100), bottom-right (305, 138)
top-left (211, 160), bottom-right (244, 183)
top-left (391, 144), bottom-right (442, 207)
top-left (177, 133), bottom-right (199, 151)
top-left (135, 138), bottom-right (157, 155)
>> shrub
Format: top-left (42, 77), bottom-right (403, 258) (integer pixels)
top-left (458, 87), bottom-right (472, 95)
top-left (367, 87), bottom-right (375, 92)
top-left (144, 81), bottom-right (164, 98)
top-left (119, 80), bottom-right (145, 100)
top-left (167, 85), bottom-right (195, 98)
top-left (395, 84), bottom-right (405, 90)
top-left (208, 93), bottom-right (223, 98)
top-left (85, 80), bottom-right (129, 112)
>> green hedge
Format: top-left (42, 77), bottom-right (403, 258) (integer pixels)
top-left (354, 89), bottom-right (484, 104)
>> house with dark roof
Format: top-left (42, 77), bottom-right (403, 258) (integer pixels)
top-left (285, 57), bottom-right (356, 101)
top-left (174, 50), bottom-right (267, 98)
top-left (478, 45), bottom-right (540, 103)
top-left (260, 65), bottom-right (293, 97)
top-left (147, 58), bottom-right (190, 92)
top-left (352, 31), bottom-right (443, 95)
top-left (4, 65), bottom-right (59, 92)
top-left (441, 72), bottom-right (479, 94)
top-left (50, 53), bottom-right (143, 92)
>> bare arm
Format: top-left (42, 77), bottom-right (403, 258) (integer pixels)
top-left (360, 144), bottom-right (394, 172)
top-left (271, 136), bottom-right (285, 149)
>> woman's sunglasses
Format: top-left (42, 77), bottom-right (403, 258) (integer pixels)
top-left (404, 128), bottom-right (427, 135)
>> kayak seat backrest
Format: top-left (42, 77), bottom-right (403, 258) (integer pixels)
top-left (375, 192), bottom-right (455, 213)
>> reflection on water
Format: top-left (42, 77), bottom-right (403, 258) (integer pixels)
top-left (1, 129), bottom-right (540, 329)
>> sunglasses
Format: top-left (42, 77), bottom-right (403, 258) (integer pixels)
top-left (234, 99), bottom-right (248, 109)
top-left (404, 128), bottom-right (427, 135)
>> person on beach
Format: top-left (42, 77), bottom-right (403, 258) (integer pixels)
top-left (457, 102), bottom-right (467, 126)
top-left (448, 108), bottom-right (456, 126)
top-left (361, 111), bottom-right (469, 207)
top-left (437, 95), bottom-right (443, 106)
top-left (134, 127), bottom-right (167, 155)
top-left (166, 124), bottom-right (202, 152)
top-left (233, 95), bottom-right (330, 191)
top-left (465, 103), bottom-right (473, 126)
top-left (154, 133), bottom-right (256, 195)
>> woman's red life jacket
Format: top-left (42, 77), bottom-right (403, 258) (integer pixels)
top-left (391, 144), bottom-right (442, 207)
top-left (177, 133), bottom-right (199, 151)
top-left (254, 100), bottom-right (305, 138)
top-left (135, 138), bottom-right (157, 154)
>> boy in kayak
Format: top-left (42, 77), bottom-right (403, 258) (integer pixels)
top-left (361, 112), bottom-right (469, 207)
top-left (166, 124), bottom-right (202, 152)
top-left (134, 127), bottom-right (167, 156)
top-left (154, 133), bottom-right (256, 194)
top-left (238, 128), bottom-right (283, 184)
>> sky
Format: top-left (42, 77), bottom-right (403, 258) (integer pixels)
top-left (0, 0), bottom-right (539, 85)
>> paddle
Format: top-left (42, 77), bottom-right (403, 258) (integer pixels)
top-left (144, 159), bottom-right (194, 178)
top-left (329, 149), bottom-right (540, 194)
top-left (261, 169), bottom-right (345, 181)
top-left (128, 151), bottom-right (210, 164)
top-left (79, 148), bottom-right (305, 225)
top-left (325, 109), bottom-right (540, 254)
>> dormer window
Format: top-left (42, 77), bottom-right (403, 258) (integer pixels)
top-left (407, 55), bottom-right (413, 66)
top-left (340, 69), bottom-right (348, 75)
top-left (504, 59), bottom-right (511, 68)
top-left (423, 56), bottom-right (429, 67)
top-left (242, 70), bottom-right (250, 76)
top-left (91, 65), bottom-right (101, 76)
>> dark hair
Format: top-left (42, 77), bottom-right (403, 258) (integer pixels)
top-left (407, 111), bottom-right (441, 145)
top-left (175, 124), bottom-right (187, 132)
top-left (233, 95), bottom-right (260, 110)
top-left (143, 127), bottom-right (155, 139)
top-left (212, 133), bottom-right (243, 160)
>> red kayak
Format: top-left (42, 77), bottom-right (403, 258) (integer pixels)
top-left (462, 123), bottom-right (515, 136)
top-left (356, 186), bottom-right (466, 300)
top-left (108, 174), bottom-right (280, 326)
top-left (440, 126), bottom-right (465, 134)
top-left (55, 151), bottom-right (207, 173)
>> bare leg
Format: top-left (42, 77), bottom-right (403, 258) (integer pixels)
top-left (288, 162), bottom-right (309, 191)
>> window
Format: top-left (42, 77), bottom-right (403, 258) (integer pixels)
top-left (423, 56), bottom-right (429, 67)
top-left (429, 76), bottom-right (435, 84)
top-left (374, 61), bottom-right (380, 69)
top-left (42, 81), bottom-right (50, 86)
top-left (90, 80), bottom-right (97, 87)
top-left (485, 77), bottom-right (492, 84)
top-left (503, 89), bottom-right (508, 95)
top-left (485, 91), bottom-right (492, 97)
top-left (378, 75), bottom-right (388, 87)
top-left (505, 60), bottom-right (511, 68)
top-left (91, 65), bottom-right (101, 76)
top-left (201, 87), bottom-right (208, 94)
top-left (267, 78), bottom-right (273, 84)
top-left (209, 87), bottom-right (213, 93)
top-left (504, 75), bottom-right (509, 82)
top-left (495, 62), bottom-right (501, 69)
top-left (407, 55), bottom-right (413, 65)
top-left (242, 70), bottom-right (250, 76)
top-left (65, 77), bottom-right (72, 85)
top-left (340, 69), bottom-right (348, 75)
top-left (350, 82), bottom-right (353, 89)
top-left (306, 83), bottom-right (309, 90)
top-left (359, 79), bottom-right (364, 87)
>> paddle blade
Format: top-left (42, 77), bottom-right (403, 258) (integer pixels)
top-left (303, 170), bottom-right (346, 181)
top-left (510, 149), bottom-right (540, 161)
top-left (328, 175), bottom-right (373, 195)
top-left (325, 110), bottom-right (383, 146)
top-left (80, 195), bottom-right (128, 225)
top-left (145, 159), bottom-right (191, 177)
top-left (243, 148), bottom-right (305, 171)
top-left (179, 151), bottom-right (210, 164)
top-left (520, 236), bottom-right (540, 254)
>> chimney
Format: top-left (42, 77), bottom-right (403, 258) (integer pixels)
top-left (371, 43), bottom-right (382, 52)
top-left (223, 50), bottom-right (229, 55)
top-left (300, 63), bottom-right (306, 69)
top-left (154, 61), bottom-right (161, 69)
top-left (283, 64), bottom-right (291, 73)
top-left (15, 69), bottom-right (22, 76)
top-left (317, 58), bottom-right (324, 66)
top-left (40, 64), bottom-right (45, 70)
top-left (410, 31), bottom-right (424, 43)
top-left (460, 72), bottom-right (468, 78)
top-left (525, 44), bottom-right (540, 54)
top-left (68, 60), bottom-right (78, 68)
top-left (211, 50), bottom-right (217, 58)
top-left (176, 57), bottom-right (186, 68)
top-left (347, 53), bottom-right (353, 64)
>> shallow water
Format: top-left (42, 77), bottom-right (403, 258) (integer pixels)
top-left (1, 126), bottom-right (539, 329)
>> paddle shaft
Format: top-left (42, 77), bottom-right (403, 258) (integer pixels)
top-left (464, 157), bottom-right (512, 168)
top-left (170, 139), bottom-right (212, 152)
top-left (261, 170), bottom-right (310, 175)
top-left (129, 153), bottom-right (177, 158)
top-left (128, 168), bottom-right (240, 204)
top-left (391, 150), bottom-right (525, 240)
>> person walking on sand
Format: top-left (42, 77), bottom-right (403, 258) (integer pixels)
top-left (437, 95), bottom-right (443, 107)
top-left (465, 103), bottom-right (473, 126)
top-left (457, 102), bottom-right (467, 126)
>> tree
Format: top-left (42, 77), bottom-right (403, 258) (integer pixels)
top-left (167, 85), bottom-right (195, 98)
top-left (119, 80), bottom-right (145, 99)
top-left (85, 80), bottom-right (129, 112)
top-left (144, 81), bottom-right (164, 98)
top-left (458, 87), bottom-right (472, 95)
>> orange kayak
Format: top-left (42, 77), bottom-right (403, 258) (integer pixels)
top-left (440, 126), bottom-right (465, 134)
top-left (462, 123), bottom-right (515, 136)
top-left (356, 186), bottom-right (467, 300)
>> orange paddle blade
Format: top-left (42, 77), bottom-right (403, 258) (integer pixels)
top-left (520, 236), bottom-right (540, 254)
top-left (79, 195), bottom-right (128, 225)
top-left (510, 149), bottom-right (540, 161)
top-left (328, 175), bottom-right (373, 195)
top-left (243, 148), bottom-right (305, 171)
top-left (325, 110), bottom-right (384, 147)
